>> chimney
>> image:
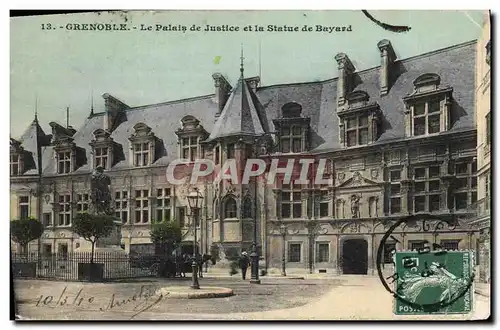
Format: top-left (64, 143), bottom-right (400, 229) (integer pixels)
top-left (246, 76), bottom-right (261, 93)
top-left (102, 93), bottom-right (129, 132)
top-left (377, 39), bottom-right (396, 96)
top-left (212, 73), bottom-right (232, 118)
top-left (334, 53), bottom-right (355, 106)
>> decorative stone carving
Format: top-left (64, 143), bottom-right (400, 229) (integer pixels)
top-left (350, 194), bottom-right (360, 218)
top-left (352, 171), bottom-right (362, 185)
top-left (338, 172), bottom-right (345, 182)
top-left (371, 169), bottom-right (379, 179)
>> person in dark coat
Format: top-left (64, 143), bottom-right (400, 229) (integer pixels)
top-left (239, 251), bottom-right (250, 280)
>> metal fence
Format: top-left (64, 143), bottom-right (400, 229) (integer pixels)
top-left (11, 252), bottom-right (160, 281)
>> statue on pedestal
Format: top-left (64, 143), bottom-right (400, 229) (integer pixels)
top-left (90, 166), bottom-right (112, 215)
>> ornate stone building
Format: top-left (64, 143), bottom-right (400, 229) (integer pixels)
top-left (471, 12), bottom-right (491, 283)
top-left (10, 39), bottom-right (480, 275)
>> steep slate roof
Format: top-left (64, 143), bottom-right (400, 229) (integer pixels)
top-left (18, 118), bottom-right (50, 175)
top-left (208, 73), bottom-right (265, 141)
top-left (15, 40), bottom-right (477, 176)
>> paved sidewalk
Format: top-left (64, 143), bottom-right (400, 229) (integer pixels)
top-left (474, 283), bottom-right (491, 297)
top-left (14, 276), bottom-right (490, 321)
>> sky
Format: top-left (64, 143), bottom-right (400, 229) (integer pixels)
top-left (10, 10), bottom-right (486, 138)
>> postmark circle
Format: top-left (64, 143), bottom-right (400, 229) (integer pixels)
top-left (376, 214), bottom-right (475, 312)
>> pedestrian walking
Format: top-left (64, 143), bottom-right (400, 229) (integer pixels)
top-left (239, 251), bottom-right (250, 280)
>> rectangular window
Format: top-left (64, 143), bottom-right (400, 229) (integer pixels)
top-left (288, 243), bottom-right (301, 262)
top-left (281, 125), bottom-right (304, 153)
top-left (76, 193), bottom-right (90, 213)
top-left (94, 147), bottom-right (108, 169)
top-left (19, 196), bottom-right (29, 220)
top-left (114, 190), bottom-right (129, 224)
top-left (42, 213), bottom-right (52, 227)
top-left (383, 242), bottom-right (396, 264)
top-left (178, 207), bottom-right (186, 227)
top-left (409, 241), bottom-right (425, 251)
top-left (134, 190), bottom-right (149, 223)
top-left (389, 169), bottom-right (401, 214)
top-left (156, 188), bottom-right (171, 222)
top-left (454, 192), bottom-right (468, 210)
top-left (413, 100), bottom-right (442, 136)
top-left (281, 183), bottom-right (302, 219)
top-left (440, 240), bottom-right (459, 251)
top-left (319, 191), bottom-right (329, 217)
top-left (413, 166), bottom-right (443, 213)
top-left (58, 194), bottom-right (71, 226)
top-left (133, 143), bottom-right (150, 166)
top-left (181, 136), bottom-right (198, 162)
top-left (10, 154), bottom-right (20, 176)
top-left (316, 243), bottom-right (329, 263)
top-left (345, 114), bottom-right (370, 147)
top-left (57, 151), bottom-right (72, 174)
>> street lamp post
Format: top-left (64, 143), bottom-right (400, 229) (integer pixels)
top-left (250, 138), bottom-right (261, 284)
top-left (279, 224), bottom-right (287, 276)
top-left (187, 187), bottom-right (203, 290)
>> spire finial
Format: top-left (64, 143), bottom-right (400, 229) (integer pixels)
top-left (90, 90), bottom-right (94, 116)
top-left (66, 106), bottom-right (70, 128)
top-left (240, 43), bottom-right (244, 76)
top-left (34, 95), bottom-right (38, 123)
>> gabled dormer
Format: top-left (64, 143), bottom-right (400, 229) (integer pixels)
top-left (89, 128), bottom-right (115, 170)
top-left (175, 115), bottom-right (208, 162)
top-left (50, 122), bottom-right (80, 174)
top-left (403, 73), bottom-right (453, 137)
top-left (10, 138), bottom-right (24, 176)
top-left (273, 102), bottom-right (311, 153)
top-left (338, 91), bottom-right (382, 147)
top-left (128, 122), bottom-right (156, 167)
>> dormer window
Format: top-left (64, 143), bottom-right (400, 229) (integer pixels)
top-left (338, 91), bottom-right (382, 147)
top-left (404, 73), bottom-right (452, 137)
top-left (10, 153), bottom-right (20, 176)
top-left (175, 115), bottom-right (208, 162)
top-left (90, 128), bottom-right (114, 170)
top-left (181, 137), bottom-right (198, 162)
top-left (10, 138), bottom-right (25, 176)
top-left (129, 123), bottom-right (156, 167)
top-left (273, 102), bottom-right (310, 153)
top-left (57, 151), bottom-right (72, 174)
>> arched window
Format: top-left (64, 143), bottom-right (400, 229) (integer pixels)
top-left (242, 196), bottom-right (252, 218)
top-left (224, 197), bottom-right (237, 219)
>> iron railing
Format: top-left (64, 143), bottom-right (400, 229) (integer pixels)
top-left (11, 252), bottom-right (161, 281)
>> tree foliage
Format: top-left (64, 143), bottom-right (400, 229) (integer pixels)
top-left (150, 221), bottom-right (182, 254)
top-left (72, 213), bottom-right (117, 244)
top-left (10, 217), bottom-right (44, 249)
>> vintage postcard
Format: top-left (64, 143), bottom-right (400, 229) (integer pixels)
top-left (10, 10), bottom-right (491, 321)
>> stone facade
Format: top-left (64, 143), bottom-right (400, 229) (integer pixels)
top-left (10, 39), bottom-right (481, 275)
top-left (470, 12), bottom-right (491, 283)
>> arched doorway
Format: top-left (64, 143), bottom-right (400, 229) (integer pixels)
top-left (342, 239), bottom-right (368, 275)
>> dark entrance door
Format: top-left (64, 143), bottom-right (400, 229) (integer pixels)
top-left (342, 239), bottom-right (368, 275)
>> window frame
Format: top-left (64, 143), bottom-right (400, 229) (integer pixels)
top-left (181, 136), bottom-right (199, 162)
top-left (57, 151), bottom-right (72, 174)
top-left (76, 193), bottom-right (90, 213)
top-left (345, 114), bottom-right (369, 147)
top-left (224, 197), bottom-right (237, 219)
top-left (115, 190), bottom-right (129, 224)
top-left (10, 153), bottom-right (20, 176)
top-left (315, 242), bottom-right (330, 263)
top-left (94, 146), bottom-right (109, 169)
top-left (57, 194), bottom-right (71, 226)
top-left (389, 168), bottom-right (402, 215)
top-left (412, 99), bottom-right (442, 137)
top-left (281, 183), bottom-right (303, 219)
top-left (18, 195), bottom-right (29, 220)
top-left (155, 188), bottom-right (171, 222)
top-left (133, 142), bottom-right (150, 167)
top-left (412, 165), bottom-right (441, 213)
top-left (288, 242), bottom-right (302, 263)
top-left (134, 189), bottom-right (150, 223)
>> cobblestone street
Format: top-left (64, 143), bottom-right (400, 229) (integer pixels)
top-left (14, 276), bottom-right (490, 320)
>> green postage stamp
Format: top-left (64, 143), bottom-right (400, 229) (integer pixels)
top-left (394, 250), bottom-right (475, 315)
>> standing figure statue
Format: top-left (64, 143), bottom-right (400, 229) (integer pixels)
top-left (351, 195), bottom-right (360, 219)
top-left (90, 166), bottom-right (112, 215)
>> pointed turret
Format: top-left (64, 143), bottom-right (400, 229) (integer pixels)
top-left (208, 47), bottom-right (265, 141)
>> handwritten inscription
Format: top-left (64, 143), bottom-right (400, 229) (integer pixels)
top-left (34, 285), bottom-right (165, 318)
